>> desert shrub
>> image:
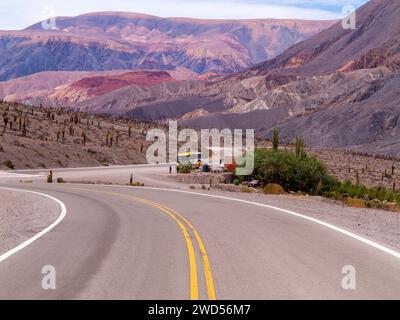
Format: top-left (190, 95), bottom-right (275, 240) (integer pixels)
top-left (3, 160), bottom-right (14, 169)
top-left (395, 194), bottom-right (400, 205)
top-left (241, 186), bottom-right (255, 193)
top-left (251, 148), bottom-right (332, 194)
top-left (57, 177), bottom-right (65, 183)
top-left (131, 181), bottom-right (144, 187)
top-left (263, 183), bottom-right (286, 195)
top-left (325, 179), bottom-right (400, 209)
top-left (344, 198), bottom-right (366, 208)
top-left (178, 163), bottom-right (193, 174)
top-left (189, 185), bottom-right (196, 190)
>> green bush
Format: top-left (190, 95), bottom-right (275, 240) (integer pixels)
top-left (325, 178), bottom-right (400, 207)
top-left (251, 148), bottom-right (333, 195)
top-left (3, 160), bottom-right (14, 169)
top-left (242, 147), bottom-right (400, 209)
top-left (177, 163), bottom-right (193, 174)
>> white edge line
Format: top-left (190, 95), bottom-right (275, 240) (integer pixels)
top-left (0, 187), bottom-right (67, 263)
top-left (13, 163), bottom-right (173, 174)
top-left (80, 183), bottom-right (400, 261)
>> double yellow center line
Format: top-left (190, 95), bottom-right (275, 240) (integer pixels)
top-left (75, 188), bottom-right (216, 300)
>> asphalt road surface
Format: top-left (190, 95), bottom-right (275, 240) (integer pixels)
top-left (0, 164), bottom-right (178, 188)
top-left (1, 169), bottom-right (400, 299)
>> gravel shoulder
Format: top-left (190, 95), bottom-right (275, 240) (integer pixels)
top-left (0, 189), bottom-right (60, 255)
top-left (186, 188), bottom-right (400, 252)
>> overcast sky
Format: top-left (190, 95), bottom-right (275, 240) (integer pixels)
top-left (0, 0), bottom-right (368, 30)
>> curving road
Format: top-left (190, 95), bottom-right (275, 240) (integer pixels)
top-left (1, 179), bottom-right (400, 299)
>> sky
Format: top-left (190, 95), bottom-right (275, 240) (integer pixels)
top-left (0, 0), bottom-right (369, 30)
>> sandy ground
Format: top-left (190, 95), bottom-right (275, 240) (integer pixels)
top-left (0, 189), bottom-right (59, 255)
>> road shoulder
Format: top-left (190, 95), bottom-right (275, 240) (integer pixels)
top-left (0, 188), bottom-right (59, 255)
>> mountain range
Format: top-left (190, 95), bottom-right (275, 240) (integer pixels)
top-left (1, 0), bottom-right (400, 156)
top-left (180, 0), bottom-right (400, 156)
top-left (0, 12), bottom-right (333, 81)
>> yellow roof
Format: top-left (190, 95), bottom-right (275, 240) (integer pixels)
top-left (178, 152), bottom-right (201, 157)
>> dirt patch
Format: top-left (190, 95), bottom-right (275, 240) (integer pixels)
top-left (171, 172), bottom-right (228, 186)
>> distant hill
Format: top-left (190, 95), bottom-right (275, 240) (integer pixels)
top-left (0, 12), bottom-right (334, 81)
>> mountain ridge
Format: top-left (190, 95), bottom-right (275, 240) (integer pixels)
top-left (0, 12), bottom-right (334, 81)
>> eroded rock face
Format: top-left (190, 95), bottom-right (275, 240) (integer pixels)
top-left (2, 2), bottom-right (400, 156)
top-left (0, 12), bottom-right (333, 81)
top-left (180, 0), bottom-right (400, 155)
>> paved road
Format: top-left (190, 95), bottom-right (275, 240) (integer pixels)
top-left (0, 164), bottom-right (178, 188)
top-left (1, 181), bottom-right (400, 299)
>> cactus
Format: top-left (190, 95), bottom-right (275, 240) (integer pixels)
top-left (82, 131), bottom-right (87, 147)
top-left (2, 115), bottom-right (8, 132)
top-left (116, 130), bottom-right (120, 145)
top-left (22, 119), bottom-right (27, 137)
top-left (272, 128), bottom-right (279, 151)
top-left (47, 170), bottom-right (53, 183)
top-left (295, 135), bottom-right (305, 158)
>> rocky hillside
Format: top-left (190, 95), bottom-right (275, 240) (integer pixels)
top-left (180, 0), bottom-right (400, 156)
top-left (0, 12), bottom-right (333, 81)
top-left (0, 101), bottom-right (159, 169)
top-left (2, 2), bottom-right (399, 157)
